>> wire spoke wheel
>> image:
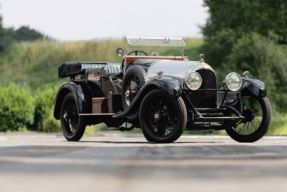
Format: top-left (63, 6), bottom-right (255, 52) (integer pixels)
top-left (124, 75), bottom-right (141, 106)
top-left (60, 93), bottom-right (86, 141)
top-left (139, 90), bottom-right (187, 143)
top-left (122, 65), bottom-right (147, 109)
top-left (233, 96), bottom-right (263, 135)
top-left (62, 97), bottom-right (79, 135)
top-left (146, 99), bottom-right (177, 137)
top-left (225, 95), bottom-right (272, 143)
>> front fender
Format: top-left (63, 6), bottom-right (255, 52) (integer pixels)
top-left (241, 78), bottom-right (266, 97)
top-left (53, 82), bottom-right (87, 119)
top-left (113, 76), bottom-right (183, 119)
top-left (147, 76), bottom-right (183, 97)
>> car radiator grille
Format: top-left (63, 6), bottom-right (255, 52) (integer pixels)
top-left (187, 69), bottom-right (217, 108)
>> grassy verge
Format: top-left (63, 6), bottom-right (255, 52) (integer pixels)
top-left (268, 113), bottom-right (287, 135)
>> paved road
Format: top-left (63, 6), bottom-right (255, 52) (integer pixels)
top-left (0, 132), bottom-right (287, 192)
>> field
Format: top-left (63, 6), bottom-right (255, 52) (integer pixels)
top-left (0, 39), bottom-right (203, 89)
top-left (0, 39), bottom-right (286, 134)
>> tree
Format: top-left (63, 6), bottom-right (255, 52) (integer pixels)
top-left (0, 14), bottom-right (10, 52)
top-left (0, 10), bottom-right (12, 52)
top-left (203, 0), bottom-right (287, 44)
top-left (0, 15), bottom-right (3, 35)
top-left (0, 13), bottom-right (49, 52)
top-left (202, 0), bottom-right (287, 112)
top-left (11, 26), bottom-right (48, 42)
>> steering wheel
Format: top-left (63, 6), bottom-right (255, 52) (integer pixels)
top-left (120, 50), bottom-right (148, 70)
top-left (127, 50), bottom-right (148, 56)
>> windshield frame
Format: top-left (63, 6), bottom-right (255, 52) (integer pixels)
top-left (125, 36), bottom-right (185, 56)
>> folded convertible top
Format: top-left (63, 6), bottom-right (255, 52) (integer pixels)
top-left (58, 61), bottom-right (109, 78)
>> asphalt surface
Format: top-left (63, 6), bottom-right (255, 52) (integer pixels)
top-left (1, 132), bottom-right (287, 192)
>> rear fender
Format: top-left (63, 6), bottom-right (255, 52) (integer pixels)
top-left (53, 82), bottom-right (87, 119)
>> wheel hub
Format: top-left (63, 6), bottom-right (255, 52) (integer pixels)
top-left (154, 113), bottom-right (160, 120)
top-left (125, 90), bottom-right (130, 97)
top-left (242, 109), bottom-right (255, 122)
top-left (63, 112), bottom-right (68, 120)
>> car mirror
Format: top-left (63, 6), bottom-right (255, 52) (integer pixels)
top-left (116, 48), bottom-right (125, 57)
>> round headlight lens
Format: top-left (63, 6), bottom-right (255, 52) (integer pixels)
top-left (225, 72), bottom-right (242, 91)
top-left (186, 72), bottom-right (202, 90)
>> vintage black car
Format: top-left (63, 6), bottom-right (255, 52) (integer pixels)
top-left (54, 37), bottom-right (272, 143)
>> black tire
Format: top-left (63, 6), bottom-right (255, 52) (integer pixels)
top-left (225, 96), bottom-right (272, 143)
top-left (60, 93), bottom-right (86, 141)
top-left (122, 65), bottom-right (147, 109)
top-left (139, 90), bottom-right (187, 143)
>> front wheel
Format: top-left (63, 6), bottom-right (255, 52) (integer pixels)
top-left (225, 96), bottom-right (272, 142)
top-left (139, 90), bottom-right (187, 143)
top-left (60, 93), bottom-right (86, 141)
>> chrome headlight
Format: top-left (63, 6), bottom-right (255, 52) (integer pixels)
top-left (185, 71), bottom-right (202, 90)
top-left (225, 72), bottom-right (242, 91)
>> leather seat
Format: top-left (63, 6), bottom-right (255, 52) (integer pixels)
top-left (104, 63), bottom-right (122, 76)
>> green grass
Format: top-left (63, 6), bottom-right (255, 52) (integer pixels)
top-left (0, 39), bottom-right (204, 90)
top-left (268, 113), bottom-right (287, 135)
top-left (0, 40), bottom-right (123, 89)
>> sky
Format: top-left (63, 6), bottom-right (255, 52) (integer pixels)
top-left (0, 0), bottom-right (209, 41)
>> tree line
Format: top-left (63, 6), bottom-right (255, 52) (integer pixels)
top-left (0, 14), bottom-right (49, 52)
top-left (202, 0), bottom-right (287, 113)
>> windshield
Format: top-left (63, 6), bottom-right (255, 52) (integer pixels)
top-left (125, 37), bottom-right (185, 56)
top-left (126, 37), bottom-right (185, 47)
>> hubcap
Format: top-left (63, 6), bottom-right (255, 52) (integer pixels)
top-left (125, 90), bottom-right (130, 97)
top-left (154, 113), bottom-right (160, 120)
top-left (124, 76), bottom-right (141, 106)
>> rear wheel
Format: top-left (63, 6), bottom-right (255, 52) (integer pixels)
top-left (225, 95), bottom-right (272, 142)
top-left (139, 90), bottom-right (187, 143)
top-left (60, 93), bottom-right (86, 141)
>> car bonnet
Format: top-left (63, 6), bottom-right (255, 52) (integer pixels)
top-left (147, 60), bottom-right (215, 80)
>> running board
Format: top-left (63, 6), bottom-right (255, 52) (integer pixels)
top-left (194, 116), bottom-right (244, 122)
top-left (79, 113), bottom-right (115, 116)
